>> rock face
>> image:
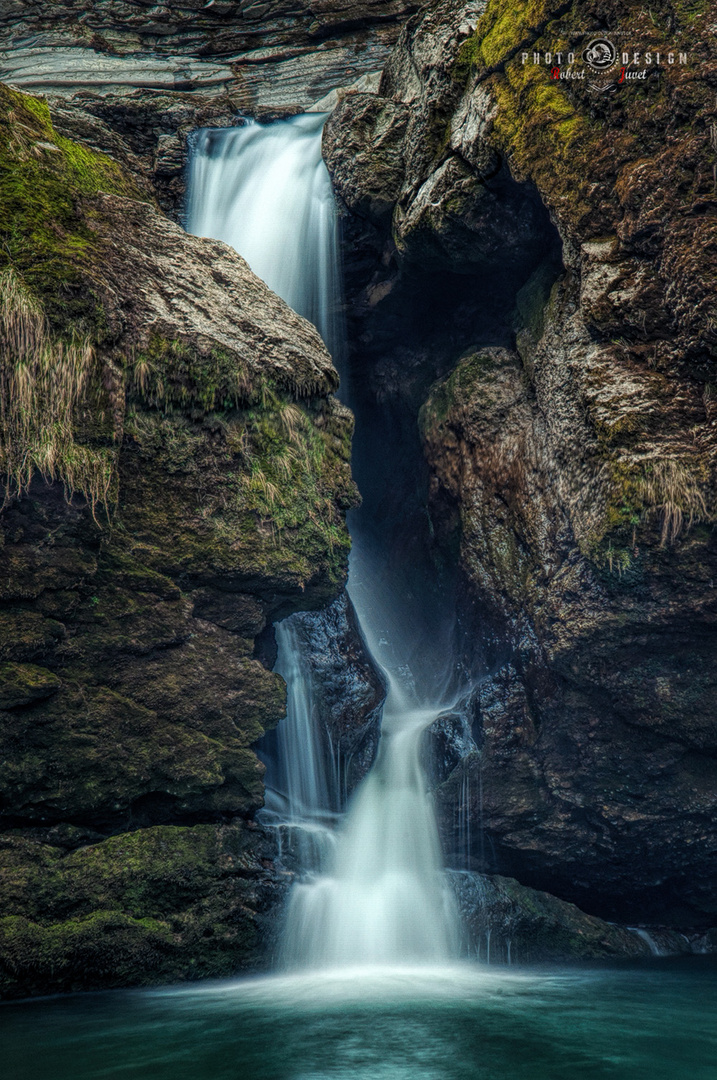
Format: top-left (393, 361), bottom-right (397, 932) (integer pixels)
top-left (265, 590), bottom-right (386, 799)
top-left (322, 0), bottom-right (556, 310)
top-left (449, 870), bottom-right (679, 965)
top-left (0, 1), bottom-right (418, 111)
top-left (0, 83), bottom-right (358, 997)
top-left (323, 0), bottom-right (717, 931)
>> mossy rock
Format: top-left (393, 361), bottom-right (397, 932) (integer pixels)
top-left (0, 84), bottom-right (143, 333)
top-left (0, 911), bottom-right (178, 997)
top-left (0, 823), bottom-right (280, 998)
top-left (0, 663), bottom-right (61, 709)
top-left (419, 350), bottom-right (503, 435)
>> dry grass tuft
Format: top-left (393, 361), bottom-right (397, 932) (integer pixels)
top-left (638, 458), bottom-right (707, 545)
top-left (279, 402), bottom-right (307, 444)
top-left (248, 467), bottom-right (280, 509)
top-left (0, 268), bottom-right (115, 516)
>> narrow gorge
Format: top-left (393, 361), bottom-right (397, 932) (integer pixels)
top-left (0, 1), bottom-right (716, 1076)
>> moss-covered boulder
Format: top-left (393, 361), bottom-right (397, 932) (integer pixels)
top-left (0, 823), bottom-right (286, 998)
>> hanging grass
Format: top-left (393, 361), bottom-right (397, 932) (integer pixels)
top-left (0, 268), bottom-right (117, 517)
top-left (637, 458), bottom-right (708, 546)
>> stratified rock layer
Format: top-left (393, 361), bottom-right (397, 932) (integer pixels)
top-left (0, 1), bottom-right (419, 111)
top-left (0, 2), bottom-right (421, 219)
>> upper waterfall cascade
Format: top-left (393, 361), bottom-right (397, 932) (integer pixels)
top-left (186, 114), bottom-right (343, 358)
top-left (186, 115), bottom-right (460, 969)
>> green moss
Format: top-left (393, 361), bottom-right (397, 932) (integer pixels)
top-left (579, 452), bottom-right (711, 574)
top-left (122, 392), bottom-right (358, 599)
top-left (0, 663), bottom-right (61, 709)
top-left (419, 351), bottom-right (499, 433)
top-left (472, 0), bottom-right (712, 232)
top-left (490, 59), bottom-right (593, 227)
top-left (0, 611), bottom-right (65, 663)
top-left (130, 335), bottom-right (255, 414)
top-left (476, 0), bottom-right (557, 68)
top-left (0, 87), bottom-right (145, 508)
top-left (0, 84), bottom-right (142, 332)
top-left (0, 911), bottom-right (176, 996)
top-left (673, 0), bottom-right (708, 20)
top-left (0, 681), bottom-right (260, 821)
top-left (452, 32), bottom-right (483, 85)
top-left (0, 824), bottom-right (270, 997)
top-left (94, 546), bottom-right (181, 600)
top-left (18, 95), bottom-right (52, 128)
top-left (0, 267), bottom-right (121, 513)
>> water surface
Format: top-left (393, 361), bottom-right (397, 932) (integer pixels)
top-left (4, 961), bottom-right (715, 1080)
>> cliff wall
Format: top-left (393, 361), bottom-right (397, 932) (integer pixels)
top-left (323, 0), bottom-right (717, 929)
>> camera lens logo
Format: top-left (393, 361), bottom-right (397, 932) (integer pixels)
top-left (583, 38), bottom-right (617, 70)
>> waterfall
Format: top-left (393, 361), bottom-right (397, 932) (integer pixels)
top-left (186, 116), bottom-right (460, 971)
top-left (282, 674), bottom-right (459, 967)
top-left (264, 618), bottom-right (335, 823)
top-left (260, 617), bottom-right (339, 873)
top-left (279, 534), bottom-right (461, 968)
top-left (186, 115), bottom-right (343, 358)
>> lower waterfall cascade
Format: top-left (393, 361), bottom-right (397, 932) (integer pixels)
top-left (187, 113), bottom-right (463, 970)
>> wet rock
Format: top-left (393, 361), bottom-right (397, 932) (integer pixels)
top-left (154, 131), bottom-right (185, 176)
top-left (447, 870), bottom-right (710, 965)
top-left (282, 590), bottom-right (385, 794)
top-left (322, 0), bottom-right (717, 931)
top-left (0, 822), bottom-right (289, 998)
top-left (0, 48), bottom-right (237, 97)
top-left (323, 92), bottom-right (410, 223)
top-left (422, 340), bottom-right (717, 927)
top-left (321, 0), bottom-right (556, 333)
top-left (427, 708), bottom-right (476, 789)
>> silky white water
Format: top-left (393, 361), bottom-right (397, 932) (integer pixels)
top-left (282, 674), bottom-right (459, 967)
top-left (265, 619), bottom-right (334, 823)
top-left (260, 618), bottom-right (339, 874)
top-left (186, 114), bottom-right (343, 357)
top-left (186, 115), bottom-right (460, 970)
